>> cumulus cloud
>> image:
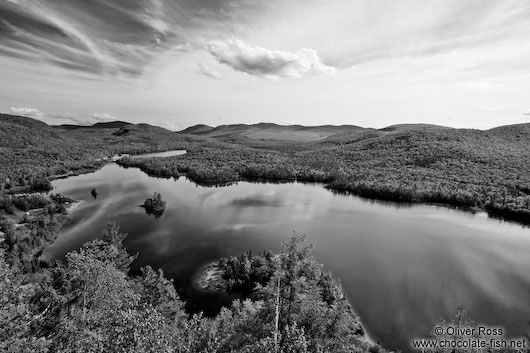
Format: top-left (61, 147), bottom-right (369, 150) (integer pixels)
top-left (208, 39), bottom-right (336, 79)
top-left (196, 63), bottom-right (222, 79)
top-left (524, 111), bottom-right (530, 116)
top-left (10, 107), bottom-right (43, 118)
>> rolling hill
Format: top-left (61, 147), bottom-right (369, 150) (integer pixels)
top-left (180, 122), bottom-right (368, 142)
top-left (0, 114), bottom-right (209, 186)
top-left (56, 121), bottom-right (131, 130)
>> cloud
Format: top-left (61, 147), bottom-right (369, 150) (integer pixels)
top-left (57, 112), bottom-right (118, 125)
top-left (158, 120), bottom-right (179, 131)
top-left (48, 114), bottom-right (93, 125)
top-left (9, 107), bottom-right (121, 125)
top-left (10, 107), bottom-right (43, 118)
top-left (0, 0), bottom-right (192, 76)
top-left (196, 63), bottom-right (222, 79)
top-left (524, 111), bottom-right (530, 116)
top-left (208, 39), bottom-right (336, 79)
top-left (90, 113), bottom-right (118, 122)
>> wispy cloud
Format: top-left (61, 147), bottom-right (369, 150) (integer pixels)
top-left (0, 0), bottom-right (191, 77)
top-left (196, 63), bottom-right (222, 79)
top-left (208, 39), bottom-right (336, 79)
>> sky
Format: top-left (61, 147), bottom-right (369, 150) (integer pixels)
top-left (1, 0), bottom-right (530, 130)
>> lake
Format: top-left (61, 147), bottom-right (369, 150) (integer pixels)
top-left (43, 160), bottom-right (530, 352)
top-left (129, 150), bottom-right (187, 159)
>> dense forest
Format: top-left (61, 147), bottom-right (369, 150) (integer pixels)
top-left (0, 114), bottom-right (209, 194)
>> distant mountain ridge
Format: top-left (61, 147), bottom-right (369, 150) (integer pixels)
top-left (179, 122), bottom-right (368, 142)
top-left (0, 114), bottom-right (194, 151)
top-left (55, 120), bottom-right (132, 130)
top-left (3, 113), bottom-right (530, 146)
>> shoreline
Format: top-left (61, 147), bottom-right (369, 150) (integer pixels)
top-left (36, 148), bottom-right (530, 228)
top-left (195, 261), bottom-right (227, 292)
top-left (64, 199), bottom-right (83, 213)
top-left (116, 159), bottom-right (530, 227)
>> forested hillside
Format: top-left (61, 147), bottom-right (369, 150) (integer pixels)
top-left (0, 114), bottom-right (208, 192)
top-left (180, 122), bottom-right (366, 142)
top-left (124, 121), bottom-right (530, 224)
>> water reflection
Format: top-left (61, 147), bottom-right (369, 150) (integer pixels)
top-left (43, 163), bottom-right (530, 352)
top-left (130, 150), bottom-right (187, 159)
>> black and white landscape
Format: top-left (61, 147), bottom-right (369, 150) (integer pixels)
top-left (1, 1), bottom-right (530, 353)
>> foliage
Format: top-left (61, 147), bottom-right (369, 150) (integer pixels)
top-left (10, 194), bottom-right (50, 212)
top-left (218, 250), bottom-right (277, 294)
top-left (0, 252), bottom-right (52, 352)
top-left (0, 224), bottom-right (381, 353)
top-left (1, 211), bottom-right (66, 273)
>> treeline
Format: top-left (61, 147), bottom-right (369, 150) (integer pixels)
top-left (0, 224), bottom-right (379, 353)
top-left (117, 146), bottom-right (331, 185)
top-left (117, 126), bottom-right (530, 225)
top-left (315, 127), bottom-right (530, 224)
top-left (118, 157), bottom-right (181, 179)
top-left (0, 209), bottom-right (68, 273)
top-left (0, 192), bottom-right (73, 274)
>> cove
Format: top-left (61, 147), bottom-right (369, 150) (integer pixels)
top-left (42, 161), bottom-right (530, 352)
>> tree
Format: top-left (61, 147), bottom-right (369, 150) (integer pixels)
top-left (90, 221), bottom-right (137, 272)
top-left (134, 266), bottom-right (185, 320)
top-left (142, 192), bottom-right (166, 218)
top-left (0, 252), bottom-right (51, 352)
top-left (52, 250), bottom-right (140, 352)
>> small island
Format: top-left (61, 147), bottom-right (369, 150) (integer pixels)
top-left (141, 192), bottom-right (166, 218)
top-left (196, 262), bottom-right (228, 292)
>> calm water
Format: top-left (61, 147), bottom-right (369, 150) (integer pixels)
top-left (43, 163), bottom-right (530, 352)
top-left (130, 150), bottom-right (187, 159)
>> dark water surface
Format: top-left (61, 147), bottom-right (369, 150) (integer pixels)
top-left (43, 162), bottom-right (530, 351)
